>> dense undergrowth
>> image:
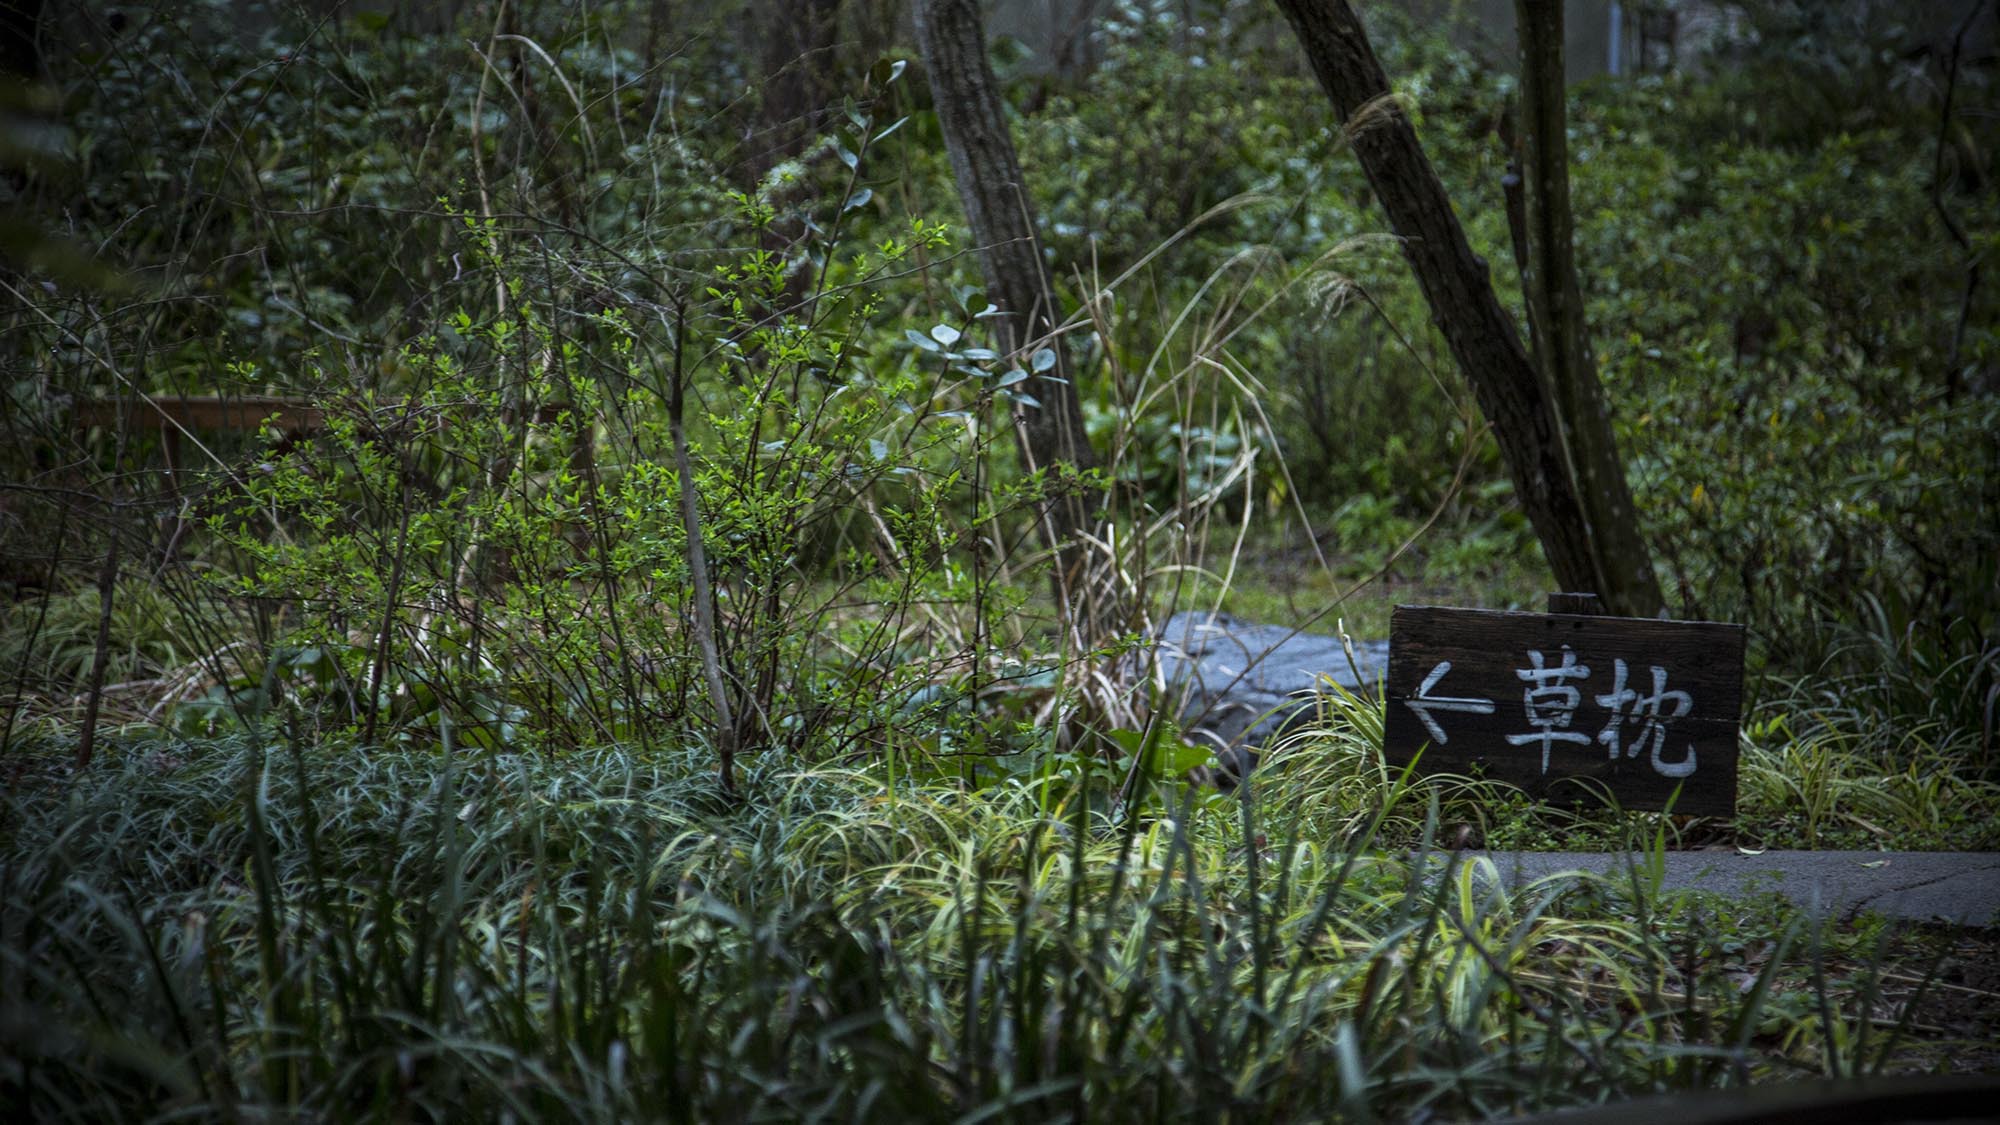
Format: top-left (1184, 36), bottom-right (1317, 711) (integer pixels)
top-left (2, 0), bottom-right (1997, 1117)
top-left (3, 729), bottom-right (1977, 1121)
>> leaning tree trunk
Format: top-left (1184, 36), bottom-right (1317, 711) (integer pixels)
top-left (1514, 0), bottom-right (1664, 617)
top-left (912, 0), bottom-right (1107, 621)
top-left (1272, 0), bottom-right (1664, 618)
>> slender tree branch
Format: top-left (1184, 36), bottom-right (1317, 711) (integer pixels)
top-left (669, 298), bottom-right (740, 798)
top-left (1931, 0), bottom-right (1989, 394)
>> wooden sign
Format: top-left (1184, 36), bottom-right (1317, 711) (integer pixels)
top-left (1382, 605), bottom-right (1745, 817)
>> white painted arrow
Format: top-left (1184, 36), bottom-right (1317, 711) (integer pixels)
top-left (1404, 661), bottom-right (1496, 744)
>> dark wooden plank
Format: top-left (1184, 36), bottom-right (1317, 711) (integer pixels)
top-left (72, 396), bottom-right (326, 433)
top-left (1547, 591), bottom-right (1603, 615)
top-left (72, 397), bottom-right (576, 434)
top-left (1383, 605), bottom-right (1745, 816)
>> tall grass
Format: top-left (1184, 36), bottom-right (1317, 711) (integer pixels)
top-left (0, 731), bottom-right (1944, 1122)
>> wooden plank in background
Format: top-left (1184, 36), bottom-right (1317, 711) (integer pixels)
top-left (1383, 605), bottom-right (1745, 817)
top-left (71, 395), bottom-right (327, 434)
top-left (70, 397), bottom-right (577, 435)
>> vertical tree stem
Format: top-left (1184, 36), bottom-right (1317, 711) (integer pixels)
top-left (1515, 0), bottom-right (1664, 617)
top-left (670, 301), bottom-right (739, 797)
top-left (75, 530), bottom-right (120, 770)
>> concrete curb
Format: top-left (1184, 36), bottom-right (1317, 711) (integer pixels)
top-left (1448, 850), bottom-right (2000, 926)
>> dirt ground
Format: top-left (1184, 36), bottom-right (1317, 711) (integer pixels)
top-left (1848, 925), bottom-right (2000, 1075)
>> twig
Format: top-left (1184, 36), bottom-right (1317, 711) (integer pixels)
top-left (669, 298), bottom-right (740, 799)
top-left (75, 532), bottom-right (123, 770)
top-left (1878, 970), bottom-right (2000, 1002)
top-left (1, 502), bottom-right (69, 758)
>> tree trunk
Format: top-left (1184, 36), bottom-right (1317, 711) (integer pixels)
top-left (751, 0), bottom-right (845, 177)
top-left (1514, 0), bottom-right (1664, 618)
top-left (1052, 0), bottom-right (1104, 82)
top-left (1271, 0), bottom-right (1663, 618)
top-left (912, 0), bottom-right (1105, 613)
top-left (738, 1), bottom-right (844, 342)
top-left (0, 0), bottom-right (41, 83)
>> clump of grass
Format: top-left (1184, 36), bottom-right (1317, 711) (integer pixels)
top-left (1724, 596), bottom-right (2000, 851)
top-left (1736, 713), bottom-right (2000, 851)
top-left (0, 730), bottom-right (1954, 1121)
top-left (1249, 670), bottom-right (2000, 854)
top-left (0, 579), bottom-right (218, 701)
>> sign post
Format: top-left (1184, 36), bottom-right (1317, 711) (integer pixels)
top-left (1382, 604), bottom-right (1746, 817)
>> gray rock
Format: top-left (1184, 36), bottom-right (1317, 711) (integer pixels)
top-left (1151, 611), bottom-right (1389, 784)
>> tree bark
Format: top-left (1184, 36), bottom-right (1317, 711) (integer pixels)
top-left (743, 0), bottom-right (845, 315)
top-left (913, 0), bottom-right (1105, 608)
top-left (751, 0), bottom-right (845, 178)
top-left (0, 0), bottom-right (41, 83)
top-left (1514, 0), bottom-right (1664, 617)
top-left (1271, 0), bottom-right (1663, 617)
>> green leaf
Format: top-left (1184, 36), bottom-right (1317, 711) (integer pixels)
top-left (1030, 347), bottom-right (1057, 373)
top-left (872, 57), bottom-right (908, 87)
top-left (930, 323), bottom-right (962, 347)
top-left (1106, 726), bottom-right (1210, 779)
top-left (1161, 738), bottom-right (1215, 775)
